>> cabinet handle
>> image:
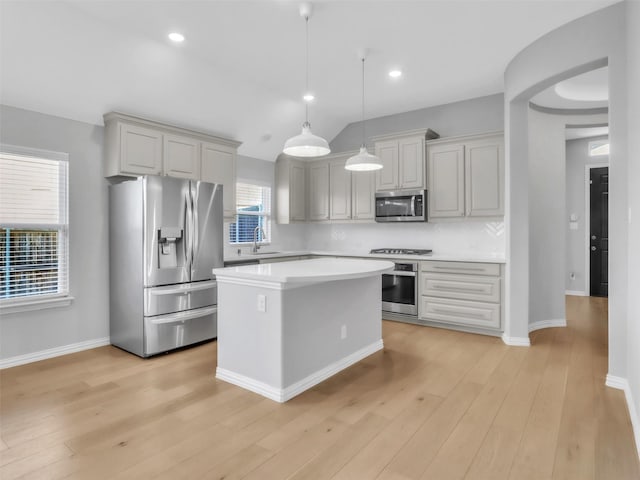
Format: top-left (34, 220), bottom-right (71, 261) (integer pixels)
top-left (432, 265), bottom-right (485, 271)
top-left (432, 306), bottom-right (488, 319)
top-left (432, 285), bottom-right (485, 293)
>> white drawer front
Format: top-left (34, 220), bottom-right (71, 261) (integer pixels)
top-left (421, 273), bottom-right (500, 302)
top-left (419, 296), bottom-right (501, 329)
top-left (421, 261), bottom-right (500, 276)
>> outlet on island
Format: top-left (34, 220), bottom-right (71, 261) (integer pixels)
top-left (257, 294), bottom-right (266, 312)
top-left (340, 325), bottom-right (347, 340)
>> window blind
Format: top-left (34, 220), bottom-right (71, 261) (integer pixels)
top-left (0, 151), bottom-right (69, 300)
top-left (229, 183), bottom-right (271, 244)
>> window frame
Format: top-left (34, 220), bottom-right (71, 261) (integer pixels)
top-left (228, 180), bottom-right (272, 246)
top-left (0, 144), bottom-right (73, 314)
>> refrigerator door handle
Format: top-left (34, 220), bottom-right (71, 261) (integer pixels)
top-left (185, 187), bottom-right (194, 275)
top-left (192, 183), bottom-right (199, 272)
top-left (148, 306), bottom-right (217, 325)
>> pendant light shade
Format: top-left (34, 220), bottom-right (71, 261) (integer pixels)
top-left (283, 3), bottom-right (330, 158)
top-left (345, 146), bottom-right (383, 171)
top-left (283, 121), bottom-right (331, 157)
top-left (345, 51), bottom-right (382, 171)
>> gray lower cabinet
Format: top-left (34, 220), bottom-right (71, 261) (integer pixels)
top-left (419, 260), bottom-right (503, 332)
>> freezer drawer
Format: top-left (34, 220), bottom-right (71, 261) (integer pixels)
top-left (144, 280), bottom-right (217, 316)
top-left (144, 305), bottom-right (217, 356)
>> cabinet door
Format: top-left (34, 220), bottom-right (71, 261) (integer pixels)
top-left (308, 161), bottom-right (330, 221)
top-left (201, 142), bottom-right (236, 218)
top-left (329, 159), bottom-right (352, 220)
top-left (398, 136), bottom-right (424, 189)
top-left (120, 123), bottom-right (162, 175)
top-left (164, 134), bottom-right (200, 180)
top-left (465, 140), bottom-right (504, 216)
top-left (290, 163), bottom-right (307, 221)
top-left (375, 140), bottom-right (398, 190)
top-left (352, 170), bottom-right (375, 220)
top-left (427, 144), bottom-right (465, 218)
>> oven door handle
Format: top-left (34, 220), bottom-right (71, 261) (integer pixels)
top-left (385, 271), bottom-right (416, 277)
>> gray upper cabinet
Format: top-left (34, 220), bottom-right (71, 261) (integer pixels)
top-left (351, 170), bottom-right (376, 220)
top-left (308, 160), bottom-right (330, 221)
top-left (329, 157), bottom-right (352, 220)
top-left (275, 155), bottom-right (307, 224)
top-left (373, 129), bottom-right (435, 191)
top-left (427, 132), bottom-right (504, 219)
top-left (104, 112), bottom-right (240, 218)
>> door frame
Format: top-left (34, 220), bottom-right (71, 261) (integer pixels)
top-left (584, 163), bottom-right (609, 296)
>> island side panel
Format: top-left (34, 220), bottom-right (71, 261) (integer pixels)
top-left (281, 275), bottom-right (383, 389)
top-left (216, 282), bottom-right (284, 390)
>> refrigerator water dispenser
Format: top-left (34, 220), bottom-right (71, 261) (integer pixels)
top-left (158, 227), bottom-right (183, 268)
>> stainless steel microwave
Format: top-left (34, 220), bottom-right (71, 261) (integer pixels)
top-left (375, 189), bottom-right (427, 222)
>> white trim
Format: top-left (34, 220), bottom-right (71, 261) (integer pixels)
top-left (584, 163), bottom-right (609, 297)
top-left (501, 333), bottom-right (531, 347)
top-left (605, 375), bottom-right (640, 461)
top-left (565, 290), bottom-right (588, 296)
top-left (529, 318), bottom-right (567, 332)
top-left (0, 143), bottom-right (69, 162)
top-left (216, 339), bottom-right (384, 402)
top-left (0, 337), bottom-right (110, 369)
top-left (0, 295), bottom-right (74, 315)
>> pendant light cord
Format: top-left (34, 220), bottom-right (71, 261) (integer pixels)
top-left (305, 15), bottom-right (310, 126)
top-left (361, 57), bottom-right (366, 148)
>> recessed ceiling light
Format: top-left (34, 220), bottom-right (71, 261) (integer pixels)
top-left (168, 32), bottom-right (185, 43)
top-left (303, 93), bottom-right (315, 102)
top-left (389, 70), bottom-right (402, 78)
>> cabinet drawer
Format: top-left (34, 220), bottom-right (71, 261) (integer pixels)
top-left (419, 296), bottom-right (500, 329)
top-left (421, 273), bottom-right (500, 302)
top-left (421, 261), bottom-right (500, 276)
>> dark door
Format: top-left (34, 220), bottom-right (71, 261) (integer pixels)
top-left (590, 167), bottom-right (608, 297)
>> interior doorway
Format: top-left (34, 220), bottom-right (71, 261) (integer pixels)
top-left (589, 166), bottom-right (609, 296)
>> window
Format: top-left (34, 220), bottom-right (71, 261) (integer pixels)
top-left (229, 182), bottom-right (271, 244)
top-left (589, 139), bottom-right (609, 156)
top-left (0, 146), bottom-right (70, 308)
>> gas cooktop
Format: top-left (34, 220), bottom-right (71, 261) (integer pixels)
top-left (370, 248), bottom-right (433, 255)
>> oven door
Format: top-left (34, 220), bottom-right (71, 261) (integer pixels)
top-left (381, 270), bottom-right (417, 315)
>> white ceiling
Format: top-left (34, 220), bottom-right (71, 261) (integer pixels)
top-left (531, 66), bottom-right (609, 110)
top-left (0, 0), bottom-right (619, 161)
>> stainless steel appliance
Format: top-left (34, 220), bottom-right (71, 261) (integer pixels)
top-left (109, 176), bottom-right (223, 357)
top-left (375, 189), bottom-right (427, 222)
top-left (371, 248), bottom-right (433, 316)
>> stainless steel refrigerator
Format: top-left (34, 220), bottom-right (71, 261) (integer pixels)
top-left (109, 175), bottom-right (223, 357)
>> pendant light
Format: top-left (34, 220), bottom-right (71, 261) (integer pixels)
top-left (345, 51), bottom-right (383, 171)
top-left (283, 3), bottom-right (330, 157)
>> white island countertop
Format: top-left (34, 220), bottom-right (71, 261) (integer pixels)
top-left (213, 257), bottom-right (394, 285)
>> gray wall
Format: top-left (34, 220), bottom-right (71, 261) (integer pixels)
top-left (625, 0), bottom-right (640, 452)
top-left (504, 3), bottom-right (629, 377)
top-left (330, 93), bottom-right (504, 152)
top-left (565, 135), bottom-right (608, 294)
top-left (0, 105), bottom-right (110, 360)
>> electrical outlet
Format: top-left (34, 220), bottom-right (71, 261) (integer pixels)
top-left (257, 294), bottom-right (266, 312)
top-left (340, 325), bottom-right (347, 340)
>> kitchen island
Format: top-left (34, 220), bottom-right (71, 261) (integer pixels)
top-left (212, 257), bottom-right (394, 402)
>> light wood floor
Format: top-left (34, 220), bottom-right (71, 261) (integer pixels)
top-left (1, 296), bottom-right (638, 479)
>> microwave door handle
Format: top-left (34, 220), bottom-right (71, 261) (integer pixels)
top-left (410, 196), bottom-right (416, 216)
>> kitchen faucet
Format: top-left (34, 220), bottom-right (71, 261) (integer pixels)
top-left (252, 225), bottom-right (266, 253)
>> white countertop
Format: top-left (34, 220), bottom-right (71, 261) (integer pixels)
top-left (224, 250), bottom-right (506, 264)
top-left (214, 257), bottom-right (394, 284)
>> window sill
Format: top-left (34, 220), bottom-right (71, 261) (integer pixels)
top-left (0, 295), bottom-right (74, 315)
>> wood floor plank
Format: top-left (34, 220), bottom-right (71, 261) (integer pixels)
top-left (0, 301), bottom-right (638, 480)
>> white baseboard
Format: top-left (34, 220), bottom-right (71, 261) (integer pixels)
top-left (216, 339), bottom-right (384, 403)
top-left (606, 374), bottom-right (640, 461)
top-left (0, 337), bottom-right (111, 369)
top-left (565, 290), bottom-right (588, 296)
top-left (501, 333), bottom-right (531, 347)
top-left (529, 318), bottom-right (567, 332)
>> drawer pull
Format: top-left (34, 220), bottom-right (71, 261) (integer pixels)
top-left (432, 306), bottom-right (488, 319)
top-left (432, 265), bottom-right (485, 271)
top-left (432, 285), bottom-right (485, 293)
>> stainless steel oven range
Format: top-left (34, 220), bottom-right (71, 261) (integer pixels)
top-left (371, 248), bottom-right (432, 316)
